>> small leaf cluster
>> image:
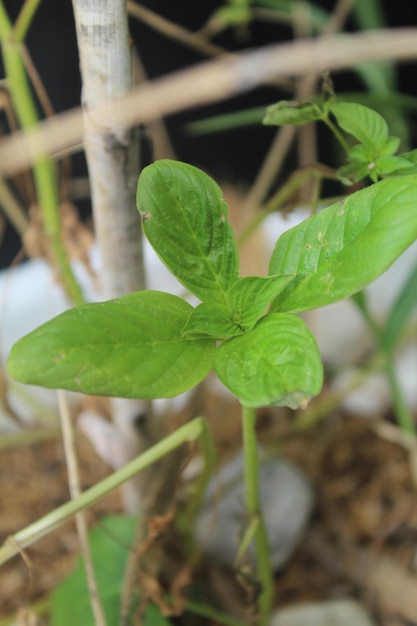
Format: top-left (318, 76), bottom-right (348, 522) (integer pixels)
top-left (264, 97), bottom-right (417, 184)
top-left (7, 161), bottom-right (417, 410)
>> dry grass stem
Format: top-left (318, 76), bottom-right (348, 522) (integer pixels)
top-left (132, 47), bottom-right (177, 161)
top-left (242, 125), bottom-right (296, 212)
top-left (1, 28), bottom-right (416, 175)
top-left (20, 45), bottom-right (54, 118)
top-left (127, 2), bottom-right (227, 58)
top-left (57, 390), bottom-right (107, 626)
top-left (0, 176), bottom-right (28, 234)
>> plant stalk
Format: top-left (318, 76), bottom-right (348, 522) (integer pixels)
top-left (0, 3), bottom-right (84, 305)
top-left (352, 292), bottom-right (416, 435)
top-left (241, 404), bottom-right (273, 625)
top-left (58, 391), bottom-right (107, 626)
top-left (71, 0), bottom-right (149, 513)
top-left (0, 417), bottom-right (213, 567)
top-left (12, 0), bottom-right (42, 42)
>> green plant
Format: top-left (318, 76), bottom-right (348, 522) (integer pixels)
top-left (4, 101), bottom-right (417, 624)
top-left (263, 97), bottom-right (417, 433)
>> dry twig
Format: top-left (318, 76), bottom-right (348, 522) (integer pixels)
top-left (1, 28), bottom-right (417, 175)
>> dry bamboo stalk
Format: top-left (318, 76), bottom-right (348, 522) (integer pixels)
top-left (1, 27), bottom-right (417, 175)
top-left (71, 0), bottom-right (149, 513)
top-left (71, 0), bottom-right (144, 299)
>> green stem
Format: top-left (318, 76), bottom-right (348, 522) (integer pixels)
top-left (0, 3), bottom-right (84, 305)
top-left (324, 116), bottom-right (350, 153)
top-left (12, 0), bottom-right (42, 42)
top-left (0, 417), bottom-right (213, 566)
top-left (386, 361), bottom-right (416, 435)
top-left (241, 404), bottom-right (273, 625)
top-left (352, 292), bottom-right (416, 435)
top-left (185, 416), bottom-right (217, 523)
top-left (310, 173), bottom-right (322, 214)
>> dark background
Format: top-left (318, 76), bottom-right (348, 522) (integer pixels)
top-left (1, 0), bottom-right (417, 268)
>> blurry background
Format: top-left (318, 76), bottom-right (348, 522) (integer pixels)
top-left (1, 0), bottom-right (417, 268)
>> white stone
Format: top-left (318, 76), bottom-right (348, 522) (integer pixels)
top-left (195, 450), bottom-right (314, 570)
top-left (269, 599), bottom-right (376, 626)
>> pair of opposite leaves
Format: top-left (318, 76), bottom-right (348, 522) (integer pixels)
top-left (7, 160), bottom-right (417, 408)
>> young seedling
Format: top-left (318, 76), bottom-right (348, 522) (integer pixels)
top-left (6, 156), bottom-right (417, 624)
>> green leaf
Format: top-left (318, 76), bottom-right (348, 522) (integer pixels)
top-left (214, 314), bottom-right (323, 408)
top-left (182, 275), bottom-right (295, 338)
top-left (228, 274), bottom-right (295, 331)
top-left (269, 175), bottom-right (417, 313)
top-left (263, 100), bottom-right (325, 126)
top-left (380, 136), bottom-right (401, 156)
top-left (337, 160), bottom-right (373, 184)
top-left (330, 102), bottom-right (388, 148)
top-left (338, 138), bottom-right (413, 183)
top-left (182, 274), bottom-right (296, 338)
top-left (376, 155), bottom-right (414, 177)
top-left (182, 302), bottom-right (243, 339)
top-left (51, 516), bottom-right (136, 626)
top-left (137, 160), bottom-right (239, 306)
top-left (7, 291), bottom-right (215, 398)
top-left (338, 143), bottom-right (376, 183)
top-left (390, 149), bottom-right (417, 175)
top-left (50, 516), bottom-right (174, 626)
top-left (400, 149), bottom-right (417, 165)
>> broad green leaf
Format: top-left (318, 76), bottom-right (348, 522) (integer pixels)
top-left (228, 274), bottom-right (295, 331)
top-left (264, 100), bottom-right (325, 126)
top-left (269, 175), bottom-right (417, 314)
top-left (51, 516), bottom-right (174, 626)
top-left (330, 102), bottom-right (388, 148)
top-left (182, 302), bottom-right (243, 339)
top-left (137, 160), bottom-right (239, 305)
top-left (7, 291), bottom-right (215, 398)
top-left (214, 314), bottom-right (323, 408)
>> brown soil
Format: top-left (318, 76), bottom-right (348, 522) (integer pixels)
top-left (0, 431), bottom-right (121, 618)
top-left (1, 403), bottom-right (416, 626)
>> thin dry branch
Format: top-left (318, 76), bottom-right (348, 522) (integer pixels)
top-left (127, 1), bottom-right (227, 58)
top-left (1, 28), bottom-right (417, 176)
top-left (0, 176), bottom-right (28, 234)
top-left (58, 390), bottom-right (107, 626)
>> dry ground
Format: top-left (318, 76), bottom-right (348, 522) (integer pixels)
top-left (1, 397), bottom-right (416, 625)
